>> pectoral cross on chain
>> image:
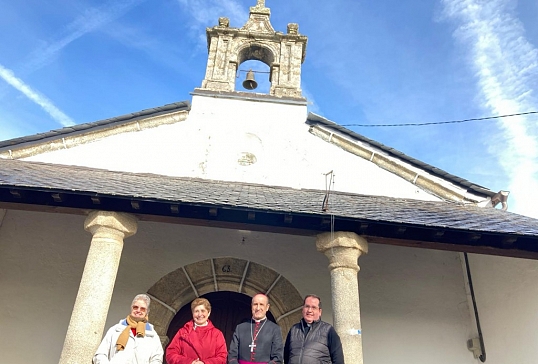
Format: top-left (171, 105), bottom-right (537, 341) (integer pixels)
top-left (249, 342), bottom-right (256, 352)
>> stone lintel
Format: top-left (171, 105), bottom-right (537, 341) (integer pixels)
top-left (207, 27), bottom-right (306, 46)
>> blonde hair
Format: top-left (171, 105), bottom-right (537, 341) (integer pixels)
top-left (191, 297), bottom-right (211, 312)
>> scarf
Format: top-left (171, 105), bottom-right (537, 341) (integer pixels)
top-left (116, 315), bottom-right (148, 351)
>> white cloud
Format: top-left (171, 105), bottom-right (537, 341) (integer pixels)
top-left (176, 0), bottom-right (247, 26)
top-left (442, 0), bottom-right (538, 218)
top-left (104, 22), bottom-right (193, 74)
top-left (175, 0), bottom-right (249, 50)
top-left (0, 64), bottom-right (74, 127)
top-left (21, 0), bottom-right (148, 74)
top-left (0, 0), bottom-right (148, 130)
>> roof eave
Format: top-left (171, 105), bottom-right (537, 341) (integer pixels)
top-left (1, 183), bottom-right (536, 260)
top-left (306, 112), bottom-right (496, 199)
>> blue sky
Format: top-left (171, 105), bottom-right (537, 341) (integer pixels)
top-left (0, 0), bottom-right (537, 218)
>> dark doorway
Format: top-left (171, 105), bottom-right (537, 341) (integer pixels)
top-left (166, 291), bottom-right (276, 349)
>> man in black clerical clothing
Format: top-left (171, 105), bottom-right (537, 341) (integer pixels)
top-left (284, 294), bottom-right (344, 364)
top-left (228, 293), bottom-right (283, 364)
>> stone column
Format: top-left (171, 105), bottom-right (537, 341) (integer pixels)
top-left (59, 211), bottom-right (138, 364)
top-left (316, 231), bottom-right (368, 364)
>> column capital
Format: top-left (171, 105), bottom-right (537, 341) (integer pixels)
top-left (316, 231), bottom-right (368, 271)
top-left (84, 210), bottom-right (138, 238)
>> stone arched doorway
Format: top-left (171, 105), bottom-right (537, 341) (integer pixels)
top-left (166, 291), bottom-right (277, 347)
top-left (146, 257), bottom-right (304, 346)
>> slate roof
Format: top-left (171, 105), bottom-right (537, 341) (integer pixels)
top-left (0, 101), bottom-right (191, 149)
top-left (0, 159), bottom-right (537, 257)
top-left (0, 98), bottom-right (494, 199)
top-left (307, 113), bottom-right (494, 197)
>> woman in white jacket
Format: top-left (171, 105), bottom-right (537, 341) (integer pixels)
top-left (93, 294), bottom-right (164, 364)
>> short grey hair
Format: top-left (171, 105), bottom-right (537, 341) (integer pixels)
top-left (132, 294), bottom-right (151, 313)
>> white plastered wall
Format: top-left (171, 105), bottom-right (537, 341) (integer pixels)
top-left (464, 254), bottom-right (538, 364)
top-left (8, 95), bottom-right (528, 363)
top-left (4, 209), bottom-right (534, 363)
top-left (23, 95), bottom-right (442, 202)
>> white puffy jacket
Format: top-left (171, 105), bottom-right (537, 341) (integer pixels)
top-left (93, 319), bottom-right (163, 364)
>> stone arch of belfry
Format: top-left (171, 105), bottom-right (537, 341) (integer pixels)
top-left (146, 257), bottom-right (304, 345)
top-left (235, 42), bottom-right (277, 68)
top-left (196, 0), bottom-right (307, 98)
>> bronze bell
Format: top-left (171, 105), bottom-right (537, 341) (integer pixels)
top-left (242, 70), bottom-right (258, 90)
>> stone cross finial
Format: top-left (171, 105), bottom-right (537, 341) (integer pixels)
top-left (250, 0), bottom-right (269, 15)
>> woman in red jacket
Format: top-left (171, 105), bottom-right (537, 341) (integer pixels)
top-left (166, 298), bottom-right (227, 364)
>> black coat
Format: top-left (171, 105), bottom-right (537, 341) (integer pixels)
top-left (228, 318), bottom-right (283, 364)
top-left (284, 319), bottom-right (344, 364)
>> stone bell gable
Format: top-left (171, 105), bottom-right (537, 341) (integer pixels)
top-left (198, 0), bottom-right (307, 98)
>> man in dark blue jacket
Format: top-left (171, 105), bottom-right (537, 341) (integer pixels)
top-left (284, 295), bottom-right (344, 364)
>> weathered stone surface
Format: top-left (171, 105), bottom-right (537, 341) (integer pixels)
top-left (276, 309), bottom-right (303, 338)
top-left (266, 276), bottom-right (303, 317)
top-left (218, 17), bottom-right (229, 27)
top-left (146, 257), bottom-right (303, 345)
top-left (84, 210), bottom-right (138, 238)
top-left (316, 231), bottom-right (368, 364)
top-left (59, 211), bottom-right (138, 364)
top-left (287, 23), bottom-right (298, 34)
top-left (316, 231), bottom-right (368, 271)
top-left (200, 1), bottom-right (307, 98)
top-left (185, 259), bottom-right (214, 295)
top-left (214, 256), bottom-right (248, 291)
top-left (148, 267), bottom-right (196, 311)
top-left (148, 299), bottom-right (176, 338)
top-left (243, 261), bottom-right (279, 294)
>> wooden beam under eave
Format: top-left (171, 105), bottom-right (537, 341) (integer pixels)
top-left (0, 201), bottom-right (318, 237)
top-left (364, 235), bottom-right (538, 261)
top-left (0, 201), bottom-right (536, 260)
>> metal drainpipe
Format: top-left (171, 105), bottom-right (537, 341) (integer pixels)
top-left (464, 252), bottom-right (486, 362)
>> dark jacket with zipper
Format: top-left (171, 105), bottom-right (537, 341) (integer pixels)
top-left (284, 319), bottom-right (344, 364)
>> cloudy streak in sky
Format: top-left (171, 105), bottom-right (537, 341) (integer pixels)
top-left (176, 0), bottom-right (248, 48)
top-left (176, 0), bottom-right (246, 27)
top-left (21, 0), bottom-right (146, 74)
top-left (443, 0), bottom-right (538, 217)
top-left (0, 0), bottom-right (147, 129)
top-left (1, 0), bottom-right (536, 219)
top-left (0, 64), bottom-right (74, 127)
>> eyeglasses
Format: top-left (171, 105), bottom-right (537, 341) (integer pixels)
top-left (304, 305), bottom-right (320, 311)
top-left (132, 305), bottom-right (147, 312)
